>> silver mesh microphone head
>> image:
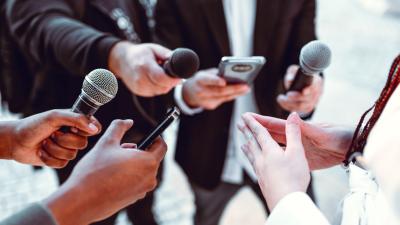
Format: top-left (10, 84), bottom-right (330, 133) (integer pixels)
top-left (82, 69), bottom-right (118, 106)
top-left (300, 40), bottom-right (332, 75)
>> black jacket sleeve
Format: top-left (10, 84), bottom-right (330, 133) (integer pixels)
top-left (6, 0), bottom-right (121, 76)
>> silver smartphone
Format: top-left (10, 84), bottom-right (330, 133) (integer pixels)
top-left (218, 56), bottom-right (267, 84)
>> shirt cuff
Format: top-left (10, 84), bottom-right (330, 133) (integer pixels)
top-left (266, 192), bottom-right (330, 225)
top-left (174, 84), bottom-right (203, 115)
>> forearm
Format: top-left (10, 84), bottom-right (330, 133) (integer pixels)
top-left (7, 0), bottom-right (121, 75)
top-left (0, 121), bottom-right (17, 160)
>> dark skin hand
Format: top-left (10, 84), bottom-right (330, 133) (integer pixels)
top-left (0, 109), bottom-right (101, 168)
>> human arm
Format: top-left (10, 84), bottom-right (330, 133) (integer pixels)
top-left (43, 119), bottom-right (167, 225)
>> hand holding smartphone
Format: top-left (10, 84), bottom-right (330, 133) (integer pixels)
top-left (218, 56), bottom-right (266, 84)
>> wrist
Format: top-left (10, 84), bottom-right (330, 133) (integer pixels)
top-left (44, 184), bottom-right (91, 225)
top-left (182, 83), bottom-right (199, 108)
top-left (108, 41), bottom-right (131, 80)
top-left (0, 120), bottom-right (19, 160)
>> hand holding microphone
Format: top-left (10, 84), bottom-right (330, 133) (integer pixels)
top-left (109, 42), bottom-right (199, 97)
top-left (277, 41), bottom-right (331, 114)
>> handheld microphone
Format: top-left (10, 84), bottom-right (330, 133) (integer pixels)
top-left (163, 48), bottom-right (200, 79)
top-left (60, 69), bottom-right (118, 132)
top-left (288, 40), bottom-right (332, 92)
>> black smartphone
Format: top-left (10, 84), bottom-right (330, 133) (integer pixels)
top-left (137, 107), bottom-right (181, 150)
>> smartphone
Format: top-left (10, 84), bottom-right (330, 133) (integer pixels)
top-left (218, 56), bottom-right (266, 84)
top-left (137, 107), bottom-right (180, 150)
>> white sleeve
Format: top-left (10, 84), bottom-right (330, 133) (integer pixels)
top-left (266, 192), bottom-right (331, 225)
top-left (174, 84), bottom-right (203, 115)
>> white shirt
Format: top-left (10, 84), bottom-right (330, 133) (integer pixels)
top-left (174, 0), bottom-right (258, 184)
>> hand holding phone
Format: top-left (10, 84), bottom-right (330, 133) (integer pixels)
top-left (218, 56), bottom-right (266, 84)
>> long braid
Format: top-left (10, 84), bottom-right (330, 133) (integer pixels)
top-left (344, 55), bottom-right (400, 165)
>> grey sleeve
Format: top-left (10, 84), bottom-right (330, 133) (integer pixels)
top-left (0, 203), bottom-right (57, 225)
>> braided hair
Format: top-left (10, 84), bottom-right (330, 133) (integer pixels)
top-left (344, 55), bottom-right (400, 165)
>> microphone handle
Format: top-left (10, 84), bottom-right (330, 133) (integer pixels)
top-left (287, 69), bottom-right (314, 92)
top-left (60, 94), bottom-right (99, 133)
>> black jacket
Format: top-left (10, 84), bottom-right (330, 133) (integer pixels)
top-left (155, 0), bottom-right (317, 190)
top-left (6, 0), bottom-right (166, 145)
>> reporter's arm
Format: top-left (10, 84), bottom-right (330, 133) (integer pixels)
top-left (6, 0), bottom-right (121, 75)
top-left (0, 203), bottom-right (57, 225)
top-left (266, 192), bottom-right (330, 225)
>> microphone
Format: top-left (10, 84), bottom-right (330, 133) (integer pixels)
top-left (71, 69), bottom-right (118, 116)
top-left (288, 40), bottom-right (332, 92)
top-left (163, 48), bottom-right (200, 79)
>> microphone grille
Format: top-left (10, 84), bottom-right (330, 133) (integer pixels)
top-left (169, 48), bottom-right (200, 79)
top-left (300, 40), bottom-right (332, 74)
top-left (82, 69), bottom-right (118, 105)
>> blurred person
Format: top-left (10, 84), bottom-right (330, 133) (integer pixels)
top-left (0, 119), bottom-right (168, 225)
top-left (155, 0), bottom-right (323, 223)
top-left (239, 55), bottom-right (400, 225)
top-left (0, 109), bottom-right (101, 168)
top-left (5, 0), bottom-right (180, 224)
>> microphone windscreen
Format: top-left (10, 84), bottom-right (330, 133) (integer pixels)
top-left (82, 69), bottom-right (118, 106)
top-left (168, 48), bottom-right (200, 79)
top-left (300, 40), bottom-right (332, 75)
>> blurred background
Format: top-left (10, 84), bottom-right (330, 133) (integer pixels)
top-left (1, 0), bottom-right (400, 224)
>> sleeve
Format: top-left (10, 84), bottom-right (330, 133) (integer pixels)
top-left (5, 0), bottom-right (122, 76)
top-left (266, 192), bottom-right (330, 225)
top-left (0, 203), bottom-right (57, 225)
top-left (174, 84), bottom-right (203, 115)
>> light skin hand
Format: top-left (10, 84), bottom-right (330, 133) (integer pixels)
top-left (109, 41), bottom-right (181, 97)
top-left (239, 112), bottom-right (311, 211)
top-left (44, 119), bottom-right (167, 225)
top-left (244, 112), bottom-right (354, 170)
top-left (277, 65), bottom-right (324, 114)
top-left (182, 68), bottom-right (250, 110)
top-left (1, 109), bottom-right (101, 168)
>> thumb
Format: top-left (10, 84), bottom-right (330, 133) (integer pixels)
top-left (98, 119), bottom-right (134, 146)
top-left (285, 112), bottom-right (303, 153)
top-left (284, 65), bottom-right (299, 90)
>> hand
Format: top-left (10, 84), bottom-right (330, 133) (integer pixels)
top-left (8, 110), bottom-right (101, 168)
top-left (277, 65), bottom-right (324, 114)
top-left (182, 68), bottom-right (250, 110)
top-left (239, 112), bottom-right (310, 211)
top-left (44, 119), bottom-right (167, 225)
top-left (244, 113), bottom-right (354, 170)
top-left (109, 41), bottom-right (181, 97)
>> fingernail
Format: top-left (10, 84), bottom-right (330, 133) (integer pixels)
top-left (38, 151), bottom-right (42, 157)
top-left (71, 127), bottom-right (78, 133)
top-left (88, 123), bottom-right (99, 133)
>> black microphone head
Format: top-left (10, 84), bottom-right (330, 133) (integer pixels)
top-left (165, 48), bottom-right (200, 79)
top-left (300, 40), bottom-right (332, 75)
top-left (82, 69), bottom-right (118, 106)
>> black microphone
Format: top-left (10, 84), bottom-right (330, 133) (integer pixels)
top-left (61, 69), bottom-right (118, 132)
top-left (288, 40), bottom-right (332, 92)
top-left (163, 48), bottom-right (200, 79)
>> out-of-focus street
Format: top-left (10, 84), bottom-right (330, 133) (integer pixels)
top-left (1, 0), bottom-right (400, 224)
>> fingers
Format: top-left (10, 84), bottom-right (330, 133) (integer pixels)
top-left (145, 137), bottom-right (167, 162)
top-left (238, 123), bottom-right (262, 158)
top-left (51, 131), bottom-right (88, 150)
top-left (39, 149), bottom-right (68, 168)
top-left (72, 116), bottom-right (102, 136)
top-left (147, 43), bottom-right (173, 60)
top-left (42, 138), bottom-right (78, 160)
top-left (207, 84), bottom-right (250, 97)
top-left (277, 94), bottom-right (315, 113)
top-left (251, 113), bottom-right (286, 134)
top-left (98, 120), bottom-right (134, 146)
top-left (147, 59), bottom-right (181, 90)
top-left (121, 143), bottom-right (137, 149)
top-left (45, 110), bottom-right (100, 135)
top-left (284, 65), bottom-right (300, 90)
top-left (285, 113), bottom-right (303, 154)
top-left (242, 113), bottom-right (280, 151)
top-left (197, 71), bottom-right (226, 86)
